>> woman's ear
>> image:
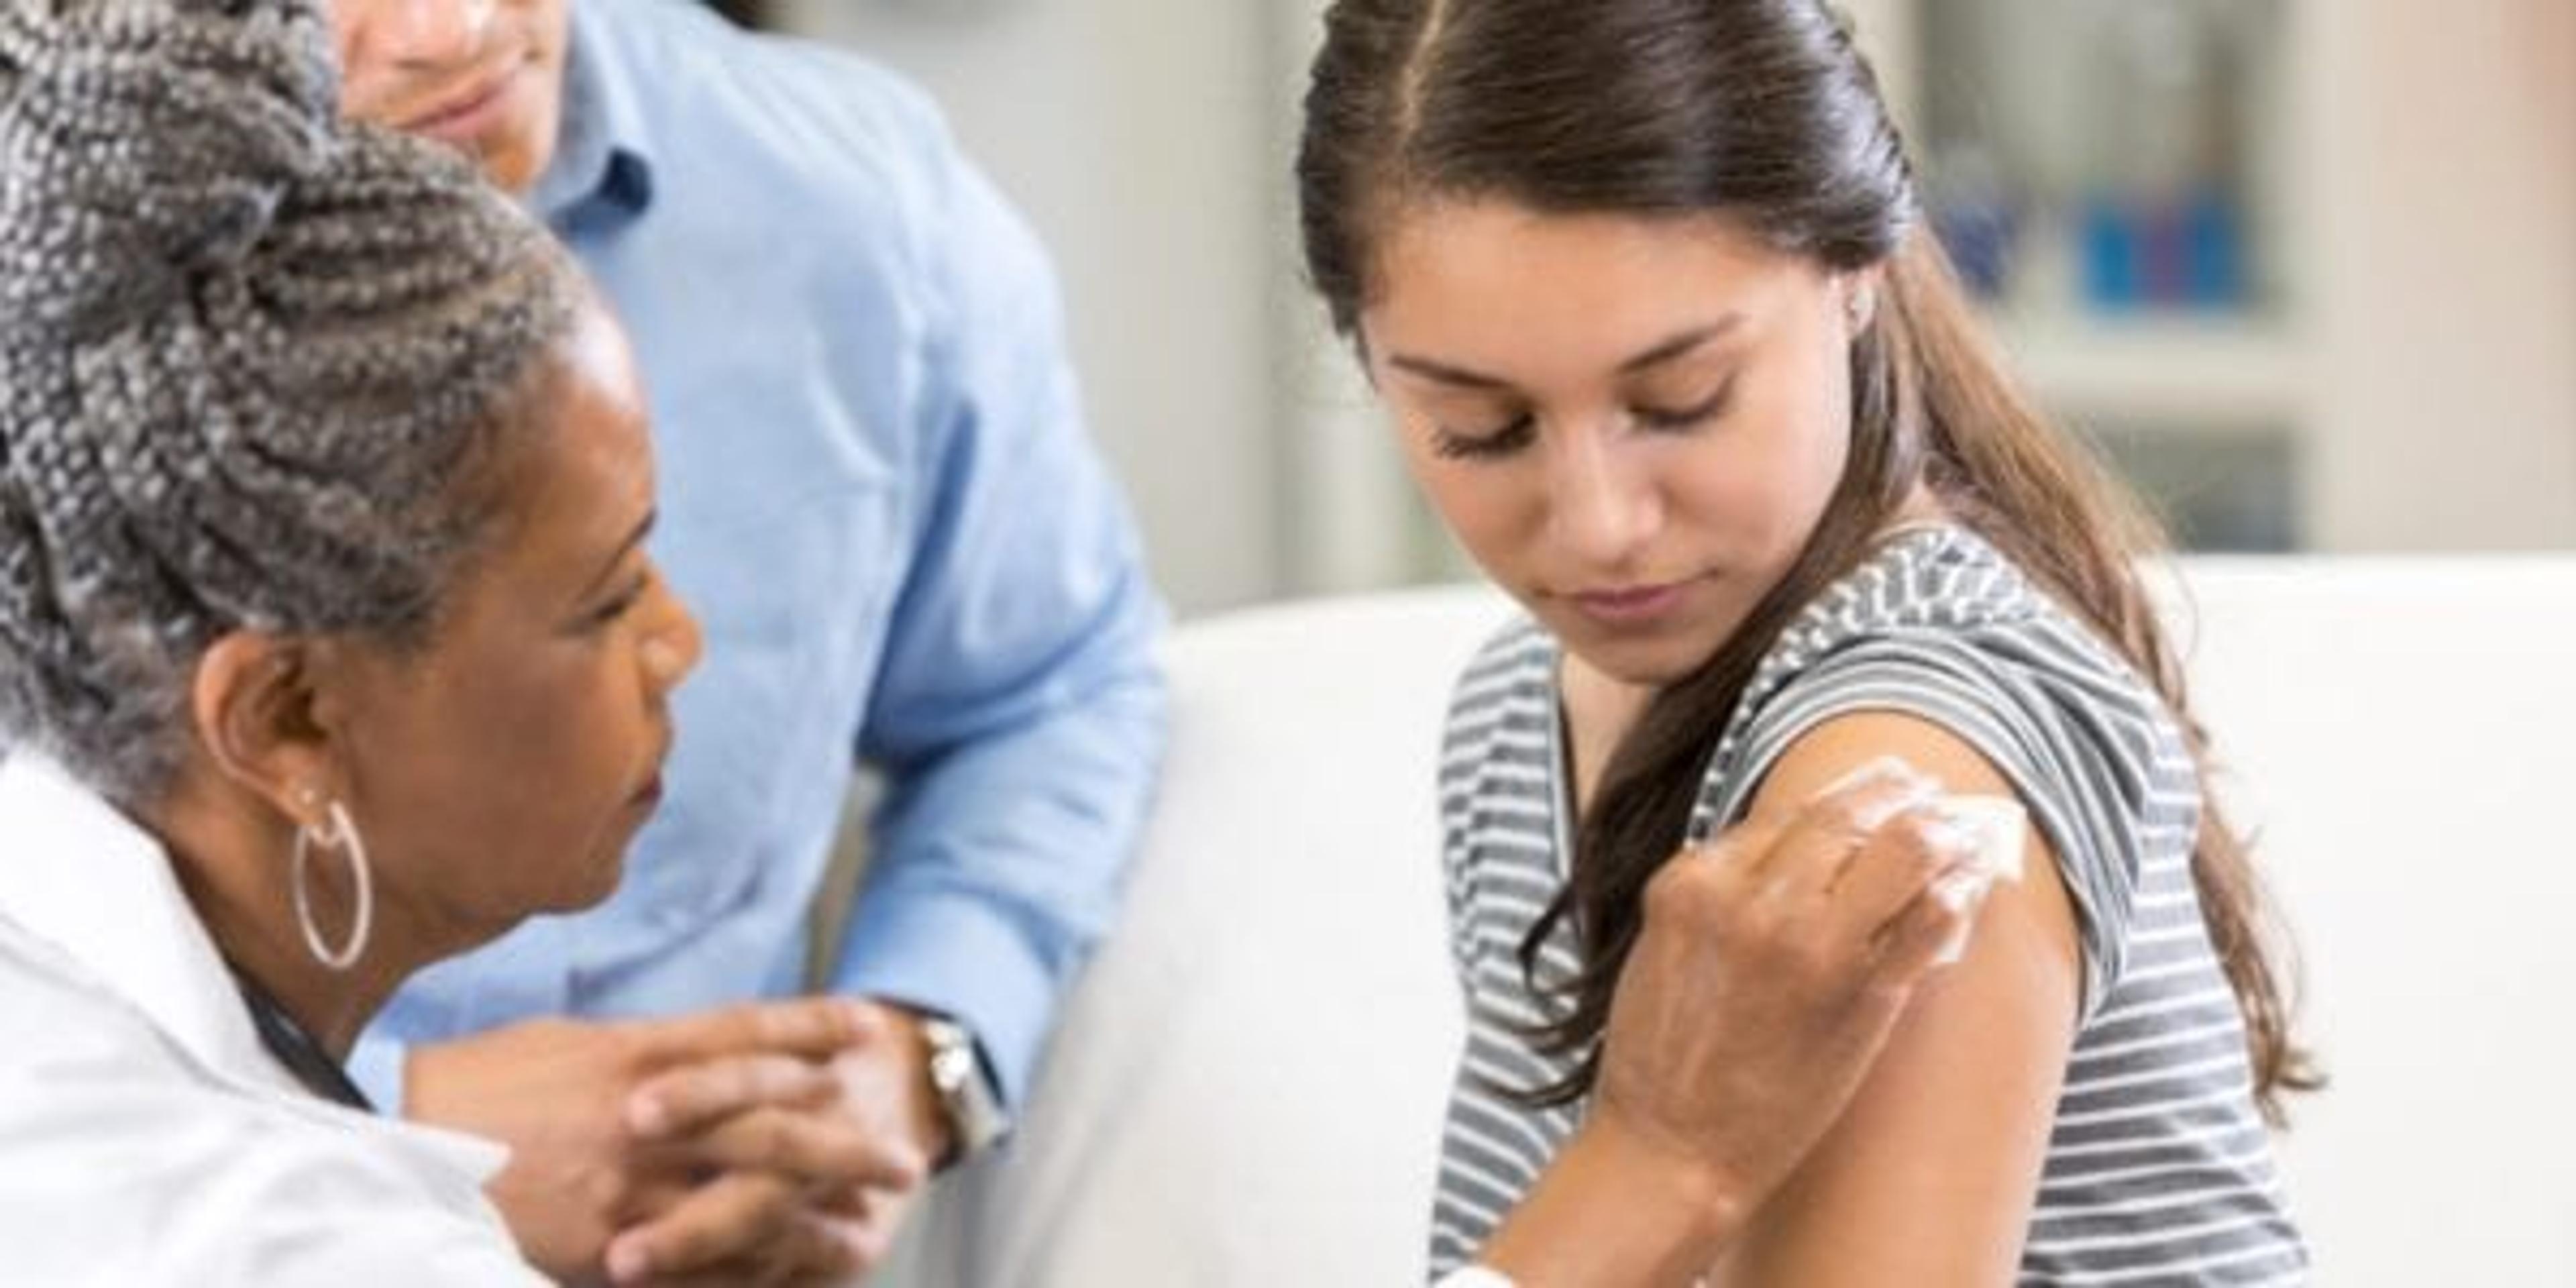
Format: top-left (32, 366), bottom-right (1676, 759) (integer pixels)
top-left (188, 633), bottom-right (339, 830)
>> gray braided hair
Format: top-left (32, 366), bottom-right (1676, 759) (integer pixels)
top-left (0, 0), bottom-right (581, 802)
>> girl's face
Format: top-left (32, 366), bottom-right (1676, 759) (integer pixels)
top-left (1362, 201), bottom-right (1869, 687)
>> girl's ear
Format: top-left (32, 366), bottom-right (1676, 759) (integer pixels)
top-left (1841, 270), bottom-right (1882, 337)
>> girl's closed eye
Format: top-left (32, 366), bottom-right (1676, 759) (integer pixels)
top-left (1633, 374), bottom-right (1739, 432)
top-left (1432, 409), bottom-right (1538, 462)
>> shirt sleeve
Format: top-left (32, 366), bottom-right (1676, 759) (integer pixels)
top-left (343, 1029), bottom-right (408, 1112)
top-left (192, 1120), bottom-right (549, 1286)
top-left (826, 119), bottom-right (1169, 1111)
top-left (3, 1066), bottom-right (546, 1285)
top-left (1718, 625), bottom-right (2202, 1022)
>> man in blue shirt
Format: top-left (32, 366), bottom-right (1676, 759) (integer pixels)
top-left (324, 0), bottom-right (1167, 1279)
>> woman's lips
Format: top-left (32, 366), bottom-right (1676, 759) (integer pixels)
top-left (631, 735), bottom-right (672, 810)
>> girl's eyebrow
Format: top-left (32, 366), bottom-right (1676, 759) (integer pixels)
top-left (1385, 315), bottom-right (1745, 389)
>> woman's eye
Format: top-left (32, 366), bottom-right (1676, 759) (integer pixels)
top-left (586, 571), bottom-right (653, 628)
top-left (1432, 413), bottom-right (1538, 462)
top-left (1634, 378), bottom-right (1738, 432)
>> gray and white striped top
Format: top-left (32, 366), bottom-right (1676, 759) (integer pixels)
top-left (1427, 526), bottom-right (2307, 1285)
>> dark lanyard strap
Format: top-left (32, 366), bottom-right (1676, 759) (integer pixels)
top-left (230, 969), bottom-right (374, 1114)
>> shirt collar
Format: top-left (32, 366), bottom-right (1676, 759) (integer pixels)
top-left (530, 3), bottom-right (657, 227)
top-left (0, 754), bottom-right (294, 1095)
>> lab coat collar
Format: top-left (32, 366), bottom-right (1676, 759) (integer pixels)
top-left (0, 753), bottom-right (514, 1187)
top-left (0, 753), bottom-right (305, 1096)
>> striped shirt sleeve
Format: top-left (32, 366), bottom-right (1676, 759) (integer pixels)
top-left (1711, 623), bottom-right (2202, 1022)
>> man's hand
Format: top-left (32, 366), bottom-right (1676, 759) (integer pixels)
top-left (402, 999), bottom-right (894, 1283)
top-left (602, 1000), bottom-right (955, 1285)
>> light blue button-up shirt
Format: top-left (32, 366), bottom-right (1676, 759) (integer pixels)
top-left (354, 0), bottom-right (1167, 1111)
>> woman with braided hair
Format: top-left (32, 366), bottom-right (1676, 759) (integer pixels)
top-left (0, 0), bottom-right (917, 1279)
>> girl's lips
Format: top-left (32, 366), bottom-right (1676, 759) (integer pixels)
top-left (1569, 579), bottom-right (1693, 627)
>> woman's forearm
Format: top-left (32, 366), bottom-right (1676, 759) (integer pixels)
top-left (1474, 1115), bottom-right (1750, 1287)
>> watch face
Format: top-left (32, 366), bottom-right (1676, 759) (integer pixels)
top-left (931, 1042), bottom-right (971, 1090)
top-left (917, 1019), bottom-right (1008, 1160)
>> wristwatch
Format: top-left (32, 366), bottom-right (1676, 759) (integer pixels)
top-left (920, 1014), bottom-right (1011, 1165)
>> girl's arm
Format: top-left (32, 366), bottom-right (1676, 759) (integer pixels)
top-left (1708, 710), bottom-right (2082, 1287)
top-left (1473, 755), bottom-right (2005, 1286)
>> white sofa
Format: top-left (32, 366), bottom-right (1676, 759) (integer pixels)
top-left (887, 556), bottom-right (2576, 1285)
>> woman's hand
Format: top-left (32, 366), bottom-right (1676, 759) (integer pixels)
top-left (403, 998), bottom-right (907, 1283)
top-left (1480, 757), bottom-right (1999, 1284)
top-left (604, 1000), bottom-right (949, 1285)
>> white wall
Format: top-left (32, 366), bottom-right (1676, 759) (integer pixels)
top-left (780, 0), bottom-right (1289, 614)
top-left (2298, 0), bottom-right (2576, 551)
top-left (1271, 0), bottom-right (1462, 596)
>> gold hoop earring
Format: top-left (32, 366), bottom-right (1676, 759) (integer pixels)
top-left (291, 800), bottom-right (373, 972)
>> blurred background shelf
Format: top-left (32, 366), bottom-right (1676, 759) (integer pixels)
top-left (1853, 0), bottom-right (2572, 561)
top-left (1993, 311), bottom-right (2306, 431)
top-left (1866, 0), bottom-right (2313, 549)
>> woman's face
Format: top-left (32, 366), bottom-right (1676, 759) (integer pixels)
top-left (1362, 201), bottom-right (1866, 688)
top-left (327, 301), bottom-right (700, 945)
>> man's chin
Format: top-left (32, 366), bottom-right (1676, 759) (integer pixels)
top-left (462, 127), bottom-right (553, 197)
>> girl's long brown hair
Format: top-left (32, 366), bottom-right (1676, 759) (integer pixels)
top-left (1298, 0), bottom-right (2319, 1120)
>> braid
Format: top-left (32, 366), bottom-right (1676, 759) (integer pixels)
top-left (0, 0), bottom-right (579, 802)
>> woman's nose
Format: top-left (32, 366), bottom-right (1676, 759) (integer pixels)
top-left (641, 590), bottom-right (704, 693)
top-left (1544, 420), bottom-right (1661, 570)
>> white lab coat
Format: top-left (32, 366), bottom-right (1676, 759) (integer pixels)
top-left (0, 753), bottom-right (546, 1286)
